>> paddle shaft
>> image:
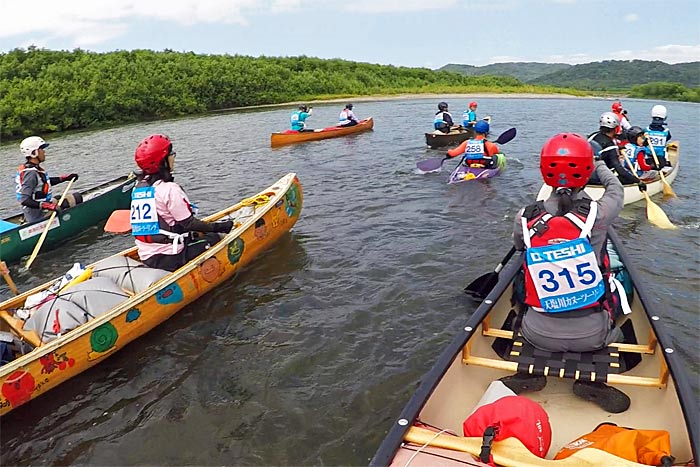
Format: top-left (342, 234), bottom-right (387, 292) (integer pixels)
top-left (25, 178), bottom-right (75, 269)
top-left (0, 261), bottom-right (18, 295)
top-left (644, 133), bottom-right (675, 197)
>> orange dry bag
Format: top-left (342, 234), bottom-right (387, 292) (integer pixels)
top-left (555, 422), bottom-right (673, 466)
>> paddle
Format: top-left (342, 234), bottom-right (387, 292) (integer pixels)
top-left (644, 133), bottom-right (676, 198)
top-left (25, 178), bottom-right (75, 269)
top-left (104, 209), bottom-right (132, 234)
top-left (621, 154), bottom-right (676, 230)
top-left (464, 246), bottom-right (517, 299)
top-left (417, 127), bottom-right (517, 173)
top-left (0, 261), bottom-right (19, 296)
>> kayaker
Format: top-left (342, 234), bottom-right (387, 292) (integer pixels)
top-left (462, 101), bottom-right (479, 129)
top-left (503, 133), bottom-right (630, 413)
top-left (130, 134), bottom-right (233, 271)
top-left (15, 136), bottom-right (80, 223)
top-left (588, 112), bottom-right (643, 186)
top-left (645, 104), bottom-right (672, 169)
top-left (433, 102), bottom-right (457, 134)
top-left (621, 126), bottom-right (658, 181)
top-left (446, 120), bottom-right (499, 168)
top-left (611, 101), bottom-right (631, 138)
top-left (290, 104), bottom-right (313, 132)
top-left (338, 103), bottom-right (359, 127)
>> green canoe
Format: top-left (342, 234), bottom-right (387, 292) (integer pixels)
top-left (0, 174), bottom-right (136, 264)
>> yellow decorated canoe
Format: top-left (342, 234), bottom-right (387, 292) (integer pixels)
top-left (0, 173), bottom-right (302, 416)
top-left (270, 117), bottom-right (374, 147)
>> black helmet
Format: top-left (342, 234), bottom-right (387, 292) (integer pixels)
top-left (626, 126), bottom-right (645, 143)
top-left (345, 103), bottom-right (353, 110)
top-left (298, 104), bottom-right (308, 112)
top-left (438, 101), bottom-right (448, 111)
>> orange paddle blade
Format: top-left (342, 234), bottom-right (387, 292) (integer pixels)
top-left (104, 209), bottom-right (132, 234)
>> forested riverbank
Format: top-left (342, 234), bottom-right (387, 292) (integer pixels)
top-left (0, 48), bottom-right (583, 140)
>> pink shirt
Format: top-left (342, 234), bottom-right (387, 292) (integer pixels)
top-left (135, 181), bottom-right (193, 260)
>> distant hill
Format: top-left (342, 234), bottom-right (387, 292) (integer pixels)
top-left (440, 60), bottom-right (700, 90)
top-left (439, 62), bottom-right (571, 82)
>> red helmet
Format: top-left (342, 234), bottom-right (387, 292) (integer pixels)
top-left (611, 101), bottom-right (623, 112)
top-left (469, 101), bottom-right (478, 107)
top-left (540, 133), bottom-right (594, 189)
top-left (135, 134), bottom-right (172, 174)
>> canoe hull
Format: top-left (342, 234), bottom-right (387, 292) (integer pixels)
top-left (0, 174), bottom-right (302, 416)
top-left (371, 227), bottom-right (698, 466)
top-left (0, 175), bottom-right (136, 264)
top-left (536, 142), bottom-right (679, 204)
top-left (270, 117), bottom-right (374, 147)
top-left (425, 128), bottom-right (475, 149)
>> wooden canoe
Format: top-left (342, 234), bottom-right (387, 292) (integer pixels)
top-left (371, 228), bottom-right (698, 466)
top-left (536, 142), bottom-right (679, 205)
top-left (270, 117), bottom-right (374, 147)
top-left (0, 173), bottom-right (302, 416)
top-left (425, 127), bottom-right (475, 149)
top-left (0, 174), bottom-right (136, 264)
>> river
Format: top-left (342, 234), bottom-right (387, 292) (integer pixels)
top-left (0, 97), bottom-right (698, 465)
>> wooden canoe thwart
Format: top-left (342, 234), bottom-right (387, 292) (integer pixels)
top-left (0, 174), bottom-right (136, 264)
top-left (0, 173), bottom-right (302, 416)
top-left (270, 117), bottom-right (374, 147)
top-left (371, 228), bottom-right (698, 466)
top-left (536, 142), bottom-right (680, 205)
top-left (425, 127), bottom-right (475, 149)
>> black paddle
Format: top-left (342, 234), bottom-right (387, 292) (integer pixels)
top-left (416, 127), bottom-right (517, 172)
top-left (463, 246), bottom-right (517, 299)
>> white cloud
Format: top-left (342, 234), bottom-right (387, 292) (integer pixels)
top-left (623, 13), bottom-right (639, 22)
top-left (340, 0), bottom-right (458, 13)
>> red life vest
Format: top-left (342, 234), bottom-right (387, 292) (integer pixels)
top-left (521, 199), bottom-right (612, 315)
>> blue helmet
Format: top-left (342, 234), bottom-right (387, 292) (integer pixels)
top-left (474, 120), bottom-right (490, 134)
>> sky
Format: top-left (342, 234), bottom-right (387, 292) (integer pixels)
top-left (1, 0), bottom-right (699, 69)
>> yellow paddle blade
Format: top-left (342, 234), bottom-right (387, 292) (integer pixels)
top-left (643, 192), bottom-right (677, 230)
top-left (660, 175), bottom-right (676, 198)
top-left (404, 426), bottom-right (650, 467)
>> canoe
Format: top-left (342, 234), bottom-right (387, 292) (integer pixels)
top-left (0, 174), bottom-right (136, 264)
top-left (0, 173), bottom-right (302, 416)
top-left (270, 117), bottom-right (374, 147)
top-left (447, 154), bottom-right (506, 184)
top-left (536, 142), bottom-right (679, 205)
top-left (425, 127), bottom-right (475, 149)
top-left (371, 228), bottom-right (698, 466)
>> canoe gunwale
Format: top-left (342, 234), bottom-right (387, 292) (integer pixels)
top-left (370, 227), bottom-right (699, 466)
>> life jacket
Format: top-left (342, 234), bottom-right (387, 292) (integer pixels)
top-left (645, 127), bottom-right (669, 159)
top-left (462, 110), bottom-right (476, 127)
top-left (621, 143), bottom-right (643, 176)
top-left (130, 179), bottom-right (190, 253)
top-left (15, 163), bottom-right (52, 202)
top-left (338, 109), bottom-right (354, 125)
top-left (521, 199), bottom-right (612, 315)
top-left (290, 111), bottom-right (305, 131)
top-left (461, 137), bottom-right (493, 167)
top-left (612, 110), bottom-right (625, 135)
top-left (433, 111), bottom-right (450, 129)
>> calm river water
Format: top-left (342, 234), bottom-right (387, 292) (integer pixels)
top-left (0, 97), bottom-right (698, 465)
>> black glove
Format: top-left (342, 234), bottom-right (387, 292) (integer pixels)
top-left (40, 201), bottom-right (60, 212)
top-left (213, 220), bottom-right (233, 233)
top-left (61, 173), bottom-right (79, 182)
top-left (637, 182), bottom-right (647, 192)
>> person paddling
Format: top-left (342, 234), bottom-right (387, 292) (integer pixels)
top-left (588, 112), bottom-right (644, 187)
top-left (433, 102), bottom-right (458, 134)
top-left (290, 104), bottom-right (313, 132)
top-left (338, 103), bottom-right (359, 127)
top-left (130, 134), bottom-right (233, 271)
top-left (15, 136), bottom-right (81, 223)
top-left (502, 133), bottom-right (630, 413)
top-left (446, 120), bottom-right (499, 169)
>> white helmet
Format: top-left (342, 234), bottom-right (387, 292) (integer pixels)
top-left (651, 104), bottom-right (667, 119)
top-left (20, 136), bottom-right (49, 157)
top-left (599, 112), bottom-right (619, 129)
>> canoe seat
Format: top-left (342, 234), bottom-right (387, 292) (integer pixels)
top-left (463, 311), bottom-right (668, 388)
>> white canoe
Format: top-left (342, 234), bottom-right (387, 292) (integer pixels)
top-left (536, 142), bottom-right (679, 204)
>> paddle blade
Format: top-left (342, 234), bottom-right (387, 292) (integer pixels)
top-left (464, 272), bottom-right (498, 300)
top-left (104, 209), bottom-right (132, 234)
top-left (494, 127), bottom-right (517, 145)
top-left (661, 178), bottom-right (676, 198)
top-left (644, 194), bottom-right (676, 230)
top-left (416, 157), bottom-right (447, 173)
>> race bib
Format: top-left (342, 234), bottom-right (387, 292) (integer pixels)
top-left (130, 186), bottom-right (159, 236)
top-left (465, 140), bottom-right (485, 155)
top-left (647, 133), bottom-right (666, 147)
top-left (526, 238), bottom-right (605, 312)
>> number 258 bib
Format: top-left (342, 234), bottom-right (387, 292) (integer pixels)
top-left (526, 237), bottom-right (605, 312)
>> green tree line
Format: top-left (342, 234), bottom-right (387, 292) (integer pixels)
top-left (1, 48), bottom-right (576, 140)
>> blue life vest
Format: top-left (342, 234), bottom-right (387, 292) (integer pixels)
top-left (463, 138), bottom-right (486, 160)
top-left (645, 127), bottom-right (668, 159)
top-left (291, 111), bottom-right (308, 131)
top-left (462, 110), bottom-right (476, 127)
top-left (433, 111), bottom-right (448, 130)
top-left (621, 143), bottom-right (646, 176)
top-left (15, 164), bottom-right (52, 202)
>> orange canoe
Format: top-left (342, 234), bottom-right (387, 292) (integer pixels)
top-left (271, 117), bottom-right (374, 147)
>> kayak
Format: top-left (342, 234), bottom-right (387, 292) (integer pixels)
top-left (0, 173), bottom-right (302, 416)
top-left (447, 154), bottom-right (506, 184)
top-left (371, 227), bottom-right (698, 466)
top-left (425, 127), bottom-right (475, 149)
top-left (270, 117), bottom-right (374, 147)
top-left (536, 142), bottom-right (679, 204)
top-left (0, 174), bottom-right (136, 264)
